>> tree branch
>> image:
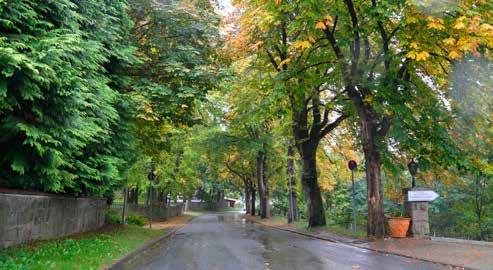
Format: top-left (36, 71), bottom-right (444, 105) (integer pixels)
top-left (319, 113), bottom-right (347, 139)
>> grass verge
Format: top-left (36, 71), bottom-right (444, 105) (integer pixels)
top-left (249, 214), bottom-right (367, 240)
top-left (0, 225), bottom-right (164, 270)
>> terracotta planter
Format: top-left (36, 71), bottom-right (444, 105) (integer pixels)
top-left (388, 217), bottom-right (411, 238)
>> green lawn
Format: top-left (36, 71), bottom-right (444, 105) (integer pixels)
top-left (0, 225), bottom-right (164, 270)
top-left (264, 215), bottom-right (367, 240)
top-left (293, 219), bottom-right (366, 239)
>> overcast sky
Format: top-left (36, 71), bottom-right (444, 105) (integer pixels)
top-left (216, 0), bottom-right (235, 16)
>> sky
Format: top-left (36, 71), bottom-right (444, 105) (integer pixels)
top-left (215, 0), bottom-right (235, 16)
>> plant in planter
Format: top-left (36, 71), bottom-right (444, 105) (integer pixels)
top-left (387, 203), bottom-right (411, 238)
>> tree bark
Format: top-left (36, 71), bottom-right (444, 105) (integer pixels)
top-left (287, 144), bottom-right (298, 223)
top-left (358, 109), bottom-right (385, 238)
top-left (244, 184), bottom-right (251, 215)
top-left (128, 188), bottom-right (139, 204)
top-left (300, 147), bottom-right (326, 227)
top-left (250, 187), bottom-right (256, 216)
top-left (121, 188), bottom-right (127, 224)
top-left (257, 151), bottom-right (270, 218)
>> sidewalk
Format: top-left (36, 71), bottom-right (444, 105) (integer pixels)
top-left (245, 215), bottom-right (366, 245)
top-left (357, 238), bottom-right (493, 270)
top-left (245, 215), bottom-right (493, 270)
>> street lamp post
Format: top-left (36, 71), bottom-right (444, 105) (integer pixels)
top-left (408, 159), bottom-right (418, 188)
top-left (348, 160), bottom-right (358, 231)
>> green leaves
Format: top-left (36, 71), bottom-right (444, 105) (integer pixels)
top-left (128, 0), bottom-right (224, 126)
top-left (0, 0), bottom-right (137, 196)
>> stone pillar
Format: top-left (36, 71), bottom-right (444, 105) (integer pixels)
top-left (404, 188), bottom-right (430, 239)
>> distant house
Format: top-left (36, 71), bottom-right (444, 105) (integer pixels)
top-left (224, 198), bottom-right (236, 207)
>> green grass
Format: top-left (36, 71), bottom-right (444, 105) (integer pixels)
top-left (0, 225), bottom-right (164, 270)
top-left (268, 215), bottom-right (367, 240)
top-left (323, 224), bottom-right (367, 239)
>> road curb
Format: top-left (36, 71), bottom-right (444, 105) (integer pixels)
top-left (103, 216), bottom-right (195, 270)
top-left (245, 215), bottom-right (474, 270)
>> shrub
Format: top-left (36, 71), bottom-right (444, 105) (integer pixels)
top-left (105, 209), bottom-right (121, 225)
top-left (127, 215), bottom-right (147, 226)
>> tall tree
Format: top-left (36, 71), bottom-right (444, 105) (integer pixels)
top-left (231, 1), bottom-right (347, 226)
top-left (304, 0), bottom-right (492, 237)
top-left (231, 0), bottom-right (492, 235)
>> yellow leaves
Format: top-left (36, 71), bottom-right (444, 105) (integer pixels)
top-left (406, 51), bottom-right (418, 59)
top-left (315, 15), bottom-right (333, 31)
top-left (325, 15), bottom-right (334, 26)
top-left (448, 50), bottom-right (461, 59)
top-left (293, 40), bottom-right (312, 50)
top-left (150, 47), bottom-right (159, 54)
top-left (427, 17), bottom-right (445, 30)
top-left (405, 16), bottom-right (418, 24)
top-left (406, 43), bottom-right (429, 61)
top-left (278, 57), bottom-right (291, 66)
top-left (453, 21), bottom-right (466, 29)
top-left (315, 21), bottom-right (327, 30)
top-left (416, 51), bottom-right (430, 61)
top-left (443, 37), bottom-right (456, 46)
top-left (428, 21), bottom-right (445, 30)
top-left (453, 16), bottom-right (467, 30)
top-left (457, 37), bottom-right (473, 51)
top-left (406, 50), bottom-right (430, 61)
top-left (307, 35), bottom-right (316, 43)
top-left (479, 23), bottom-right (493, 36)
top-left (274, 0), bottom-right (282, 5)
top-left (363, 95), bottom-right (373, 104)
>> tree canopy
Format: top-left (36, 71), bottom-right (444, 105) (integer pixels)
top-left (1, 0), bottom-right (492, 240)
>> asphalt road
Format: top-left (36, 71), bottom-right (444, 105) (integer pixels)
top-left (125, 212), bottom-right (445, 270)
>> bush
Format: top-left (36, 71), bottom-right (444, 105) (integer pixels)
top-left (105, 209), bottom-right (121, 225)
top-left (127, 215), bottom-right (147, 226)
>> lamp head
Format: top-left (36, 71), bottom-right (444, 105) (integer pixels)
top-left (408, 159), bottom-right (418, 176)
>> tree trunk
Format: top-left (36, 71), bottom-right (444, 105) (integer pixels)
top-left (163, 193), bottom-right (168, 207)
top-left (287, 144), bottom-right (298, 223)
top-left (300, 146), bottom-right (326, 227)
top-left (158, 192), bottom-right (165, 206)
top-left (359, 112), bottom-right (385, 238)
top-left (127, 189), bottom-right (133, 204)
top-left (257, 152), bottom-right (270, 218)
top-left (244, 184), bottom-right (251, 215)
top-left (128, 188), bottom-right (138, 204)
top-left (121, 188), bottom-right (127, 224)
top-left (250, 187), bottom-right (256, 216)
top-left (185, 197), bottom-right (191, 211)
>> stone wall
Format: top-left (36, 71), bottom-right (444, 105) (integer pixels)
top-left (188, 200), bottom-right (229, 211)
top-left (0, 191), bottom-right (107, 249)
top-left (111, 203), bottom-right (184, 221)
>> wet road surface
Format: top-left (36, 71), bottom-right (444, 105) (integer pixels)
top-left (126, 212), bottom-right (445, 270)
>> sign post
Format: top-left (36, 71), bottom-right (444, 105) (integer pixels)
top-left (407, 190), bottom-right (439, 202)
top-left (348, 160), bottom-right (357, 231)
top-left (404, 188), bottom-right (439, 238)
